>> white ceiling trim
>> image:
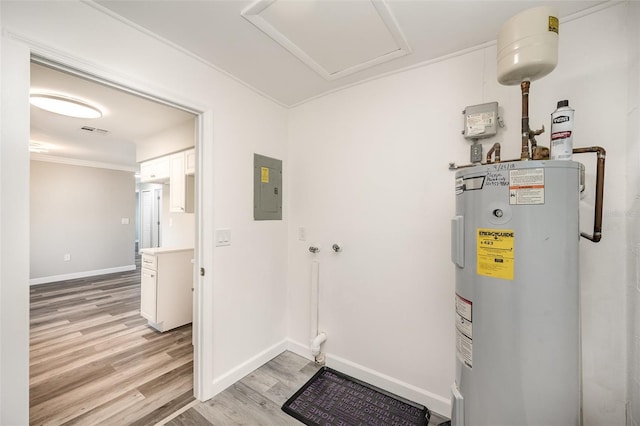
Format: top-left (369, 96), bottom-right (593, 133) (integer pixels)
top-left (30, 153), bottom-right (139, 172)
top-left (81, 0), bottom-right (289, 108)
top-left (287, 39), bottom-right (497, 109)
top-left (241, 0), bottom-right (412, 81)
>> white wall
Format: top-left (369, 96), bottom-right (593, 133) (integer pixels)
top-left (137, 119), bottom-right (197, 249)
top-left (627, 2), bottom-right (640, 425)
top-left (0, 31), bottom-right (31, 426)
top-left (161, 182), bottom-right (195, 248)
top-left (30, 160), bottom-right (136, 282)
top-left (136, 118), bottom-right (195, 163)
top-left (1, 2), bottom-right (635, 424)
top-left (0, 1), bottom-right (289, 423)
top-left (287, 3), bottom-right (630, 422)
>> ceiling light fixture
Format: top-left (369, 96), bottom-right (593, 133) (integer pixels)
top-left (30, 93), bottom-right (103, 119)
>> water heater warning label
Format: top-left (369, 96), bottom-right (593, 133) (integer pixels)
top-left (509, 168), bottom-right (544, 205)
top-left (455, 294), bottom-right (473, 368)
top-left (477, 228), bottom-right (515, 280)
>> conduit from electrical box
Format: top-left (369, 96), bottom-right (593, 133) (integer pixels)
top-left (310, 260), bottom-right (327, 362)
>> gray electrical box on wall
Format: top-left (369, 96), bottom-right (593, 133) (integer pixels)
top-left (462, 101), bottom-right (499, 140)
top-left (254, 153), bottom-right (282, 220)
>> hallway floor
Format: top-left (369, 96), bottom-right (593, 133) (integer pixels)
top-left (29, 261), bottom-right (447, 425)
top-left (164, 351), bottom-right (448, 426)
top-left (29, 260), bottom-right (194, 425)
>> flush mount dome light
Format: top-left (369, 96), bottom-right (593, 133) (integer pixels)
top-left (30, 93), bottom-right (103, 118)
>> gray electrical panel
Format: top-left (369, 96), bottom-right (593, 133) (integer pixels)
top-left (254, 153), bottom-right (282, 220)
top-left (462, 102), bottom-right (499, 140)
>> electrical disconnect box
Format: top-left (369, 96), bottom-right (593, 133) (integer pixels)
top-left (254, 153), bottom-right (282, 220)
top-left (462, 102), bottom-right (499, 140)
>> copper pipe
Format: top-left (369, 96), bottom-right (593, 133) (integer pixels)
top-left (486, 143), bottom-right (501, 164)
top-left (520, 81), bottom-right (531, 160)
top-left (573, 146), bottom-right (606, 243)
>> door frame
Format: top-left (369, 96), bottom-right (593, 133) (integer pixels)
top-left (12, 38), bottom-right (215, 403)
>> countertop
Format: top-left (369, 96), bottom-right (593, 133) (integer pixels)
top-left (140, 247), bottom-right (194, 255)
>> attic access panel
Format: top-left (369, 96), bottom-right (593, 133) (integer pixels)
top-left (254, 153), bottom-right (282, 220)
top-left (241, 0), bottom-right (411, 80)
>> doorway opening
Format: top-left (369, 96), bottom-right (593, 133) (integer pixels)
top-left (139, 185), bottom-right (163, 250)
top-left (28, 56), bottom-right (202, 424)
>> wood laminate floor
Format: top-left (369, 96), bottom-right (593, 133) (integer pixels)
top-left (30, 257), bottom-right (194, 425)
top-left (30, 260), bottom-right (448, 425)
top-left (167, 351), bottom-right (320, 426)
top-left (165, 351), bottom-right (448, 426)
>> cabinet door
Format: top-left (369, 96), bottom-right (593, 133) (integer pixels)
top-left (169, 152), bottom-right (186, 212)
top-left (185, 149), bottom-right (196, 175)
top-left (139, 161), bottom-right (155, 183)
top-left (140, 157), bottom-right (170, 183)
top-left (140, 268), bottom-right (157, 322)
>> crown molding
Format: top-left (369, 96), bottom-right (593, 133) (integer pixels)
top-left (30, 153), bottom-right (138, 172)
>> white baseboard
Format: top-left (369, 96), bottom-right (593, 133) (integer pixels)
top-left (210, 339), bottom-right (289, 397)
top-left (29, 264), bottom-right (137, 285)
top-left (326, 353), bottom-right (451, 418)
top-left (284, 338), bottom-right (450, 417)
top-left (285, 338), bottom-right (315, 362)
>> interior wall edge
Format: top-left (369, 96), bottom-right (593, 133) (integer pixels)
top-left (0, 33), bottom-right (31, 426)
top-left (285, 338), bottom-right (316, 363)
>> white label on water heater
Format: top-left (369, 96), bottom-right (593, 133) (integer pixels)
top-left (456, 313), bottom-right (472, 338)
top-left (456, 329), bottom-right (473, 368)
top-left (509, 168), bottom-right (545, 205)
top-left (455, 294), bottom-right (473, 368)
top-left (455, 177), bottom-right (464, 195)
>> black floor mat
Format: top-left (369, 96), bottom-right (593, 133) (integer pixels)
top-left (282, 367), bottom-right (430, 426)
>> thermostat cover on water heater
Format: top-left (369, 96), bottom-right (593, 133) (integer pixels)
top-left (462, 102), bottom-right (499, 140)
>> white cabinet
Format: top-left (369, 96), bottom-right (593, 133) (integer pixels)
top-left (169, 151), bottom-right (194, 213)
top-left (140, 150), bottom-right (194, 213)
top-left (140, 267), bottom-right (157, 321)
top-left (185, 148), bottom-right (195, 175)
top-left (169, 152), bottom-right (186, 213)
top-left (139, 156), bottom-right (170, 183)
top-left (140, 248), bottom-right (194, 332)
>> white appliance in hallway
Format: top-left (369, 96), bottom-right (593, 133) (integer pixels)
top-left (449, 6), bottom-right (606, 425)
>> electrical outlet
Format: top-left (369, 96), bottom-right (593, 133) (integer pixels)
top-left (298, 227), bottom-right (307, 241)
top-left (63, 253), bottom-right (71, 261)
top-left (470, 143), bottom-right (483, 163)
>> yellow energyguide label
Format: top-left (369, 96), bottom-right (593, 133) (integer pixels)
top-left (261, 167), bottom-right (269, 183)
top-left (548, 16), bottom-right (559, 34)
top-left (477, 228), bottom-right (515, 280)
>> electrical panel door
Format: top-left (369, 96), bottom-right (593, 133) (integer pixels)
top-left (254, 153), bottom-right (282, 220)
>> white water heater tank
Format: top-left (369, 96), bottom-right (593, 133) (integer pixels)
top-left (497, 6), bottom-right (559, 85)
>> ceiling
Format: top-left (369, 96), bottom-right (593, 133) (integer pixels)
top-left (32, 0), bottom-right (605, 167)
top-left (94, 0), bottom-right (605, 107)
top-left (30, 62), bottom-right (195, 169)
